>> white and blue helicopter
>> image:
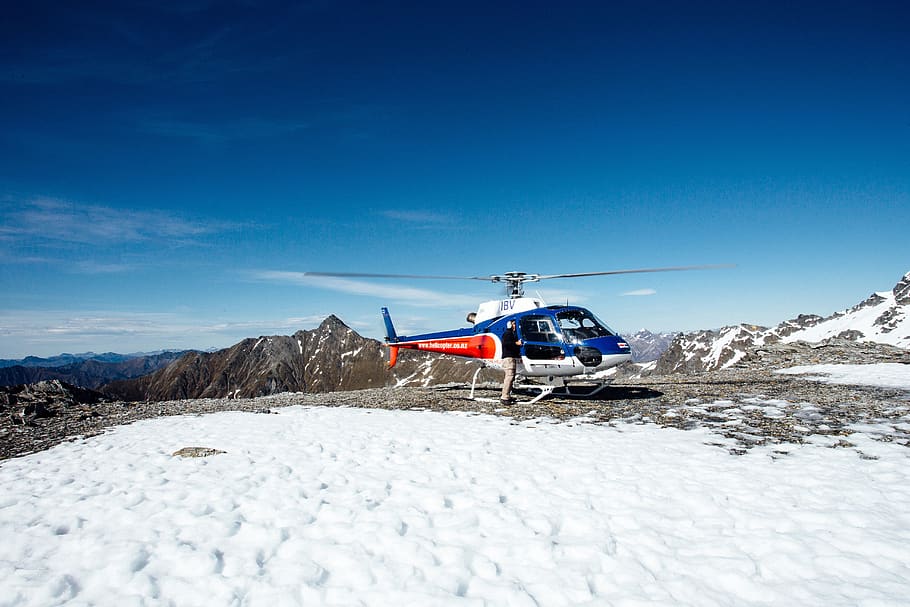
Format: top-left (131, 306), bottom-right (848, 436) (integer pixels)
top-left (305, 265), bottom-right (728, 403)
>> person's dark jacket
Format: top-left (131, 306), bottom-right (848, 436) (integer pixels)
top-left (502, 328), bottom-right (521, 358)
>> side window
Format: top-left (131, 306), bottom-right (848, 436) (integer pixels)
top-left (519, 315), bottom-right (559, 343)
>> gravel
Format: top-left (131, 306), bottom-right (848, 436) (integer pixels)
top-left (3, 366), bottom-right (908, 461)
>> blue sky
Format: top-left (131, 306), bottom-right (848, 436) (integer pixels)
top-left (1, 1), bottom-right (908, 358)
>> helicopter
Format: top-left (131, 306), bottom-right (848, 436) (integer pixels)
top-left (304, 265), bottom-right (730, 403)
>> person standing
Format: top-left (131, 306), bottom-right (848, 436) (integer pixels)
top-left (500, 319), bottom-right (522, 405)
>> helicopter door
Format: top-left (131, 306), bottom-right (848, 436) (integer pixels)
top-left (518, 315), bottom-right (565, 361)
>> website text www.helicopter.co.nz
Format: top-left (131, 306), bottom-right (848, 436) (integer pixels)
top-left (416, 341), bottom-right (469, 351)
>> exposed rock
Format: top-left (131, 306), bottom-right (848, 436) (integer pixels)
top-left (836, 329), bottom-right (865, 340)
top-left (1, 380), bottom-right (106, 426)
top-left (775, 314), bottom-right (825, 338)
top-left (895, 272), bottom-right (910, 306)
top-left (739, 338), bottom-right (910, 369)
top-left (172, 447), bottom-right (226, 458)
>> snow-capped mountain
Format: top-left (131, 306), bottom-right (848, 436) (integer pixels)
top-left (656, 271), bottom-right (910, 374)
top-left (621, 329), bottom-right (678, 362)
top-left (655, 324), bottom-right (769, 374)
top-left (776, 271), bottom-right (910, 347)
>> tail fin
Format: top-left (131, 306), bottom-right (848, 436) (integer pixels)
top-left (381, 307), bottom-right (399, 368)
top-left (381, 307), bottom-right (398, 342)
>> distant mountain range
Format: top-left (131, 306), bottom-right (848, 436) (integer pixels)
top-left (0, 351), bottom-right (192, 389)
top-left (0, 351), bottom-right (175, 369)
top-left (622, 329), bottom-right (678, 363)
top-left (656, 270), bottom-right (910, 373)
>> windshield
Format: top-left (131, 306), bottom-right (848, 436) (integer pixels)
top-left (555, 309), bottom-right (615, 341)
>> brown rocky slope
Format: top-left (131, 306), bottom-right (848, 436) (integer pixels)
top-left (102, 315), bottom-right (498, 401)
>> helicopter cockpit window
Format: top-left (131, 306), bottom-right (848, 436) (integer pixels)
top-left (519, 315), bottom-right (559, 343)
top-left (556, 309), bottom-right (614, 341)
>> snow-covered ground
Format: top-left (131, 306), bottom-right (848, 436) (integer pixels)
top-left (2, 365), bottom-right (910, 606)
top-left (777, 362), bottom-right (910, 389)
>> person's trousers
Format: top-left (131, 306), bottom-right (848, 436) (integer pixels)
top-left (501, 357), bottom-right (517, 400)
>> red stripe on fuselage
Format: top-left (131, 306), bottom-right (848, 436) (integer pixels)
top-left (395, 334), bottom-right (497, 360)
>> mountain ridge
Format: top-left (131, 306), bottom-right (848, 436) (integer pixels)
top-left (656, 270), bottom-right (910, 374)
top-left (0, 350), bottom-right (189, 369)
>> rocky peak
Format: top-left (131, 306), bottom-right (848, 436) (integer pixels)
top-left (894, 272), bottom-right (910, 306)
top-left (849, 292), bottom-right (886, 314)
top-left (317, 314), bottom-right (349, 332)
top-left (774, 314), bottom-right (825, 338)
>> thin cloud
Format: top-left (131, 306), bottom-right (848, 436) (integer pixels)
top-left (253, 271), bottom-right (480, 308)
top-left (1, 197), bottom-right (238, 246)
top-left (205, 316), bottom-right (329, 333)
top-left (622, 289), bottom-right (657, 296)
top-left (2, 311), bottom-right (185, 340)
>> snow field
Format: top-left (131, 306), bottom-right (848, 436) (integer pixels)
top-left (1, 404), bottom-right (909, 606)
top-left (777, 362), bottom-right (910, 389)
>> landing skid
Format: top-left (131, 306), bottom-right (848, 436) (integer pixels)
top-left (467, 367), bottom-right (610, 405)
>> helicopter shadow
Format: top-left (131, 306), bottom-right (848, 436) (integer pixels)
top-left (515, 384), bottom-right (664, 402)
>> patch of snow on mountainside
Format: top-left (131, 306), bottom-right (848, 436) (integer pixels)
top-left (702, 325), bottom-right (769, 369)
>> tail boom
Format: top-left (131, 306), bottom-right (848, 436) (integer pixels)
top-left (390, 334), bottom-right (496, 359)
top-left (381, 307), bottom-right (497, 368)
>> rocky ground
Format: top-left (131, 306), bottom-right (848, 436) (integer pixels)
top-left (3, 347), bottom-right (909, 461)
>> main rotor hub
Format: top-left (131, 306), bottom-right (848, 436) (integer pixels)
top-left (489, 271), bottom-right (541, 298)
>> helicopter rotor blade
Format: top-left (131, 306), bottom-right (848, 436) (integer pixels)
top-left (303, 264), bottom-right (734, 297)
top-left (303, 271), bottom-right (491, 281)
top-left (535, 264), bottom-right (735, 281)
